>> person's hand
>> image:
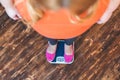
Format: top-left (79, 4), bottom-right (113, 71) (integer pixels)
top-left (4, 7), bottom-right (21, 20)
top-left (0, 0), bottom-right (21, 20)
top-left (97, 0), bottom-right (120, 24)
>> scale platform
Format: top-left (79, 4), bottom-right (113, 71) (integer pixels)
top-left (48, 41), bottom-right (74, 64)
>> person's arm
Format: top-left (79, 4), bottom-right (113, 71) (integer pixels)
top-left (0, 0), bottom-right (13, 8)
top-left (0, 0), bottom-right (21, 20)
top-left (97, 0), bottom-right (120, 24)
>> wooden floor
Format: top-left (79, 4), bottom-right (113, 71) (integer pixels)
top-left (0, 5), bottom-right (120, 80)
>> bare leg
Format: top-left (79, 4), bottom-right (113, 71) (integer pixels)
top-left (64, 37), bottom-right (76, 55)
top-left (46, 38), bottom-right (58, 54)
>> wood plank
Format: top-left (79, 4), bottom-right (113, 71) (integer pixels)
top-left (0, 5), bottom-right (120, 80)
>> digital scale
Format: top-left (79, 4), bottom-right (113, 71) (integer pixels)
top-left (48, 40), bottom-right (74, 64)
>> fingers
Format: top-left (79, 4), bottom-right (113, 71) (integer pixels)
top-left (5, 6), bottom-right (22, 20)
top-left (13, 10), bottom-right (22, 20)
top-left (13, 14), bottom-right (21, 20)
top-left (0, 0), bottom-right (21, 20)
top-left (97, 11), bottom-right (112, 24)
top-left (97, 0), bottom-right (120, 24)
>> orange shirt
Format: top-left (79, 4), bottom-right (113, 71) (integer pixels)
top-left (14, 0), bottom-right (110, 39)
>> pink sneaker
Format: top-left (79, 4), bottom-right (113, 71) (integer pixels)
top-left (64, 45), bottom-right (74, 63)
top-left (46, 51), bottom-right (55, 62)
top-left (46, 42), bottom-right (57, 62)
top-left (64, 53), bottom-right (74, 63)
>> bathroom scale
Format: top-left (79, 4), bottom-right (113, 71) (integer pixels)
top-left (48, 40), bottom-right (74, 64)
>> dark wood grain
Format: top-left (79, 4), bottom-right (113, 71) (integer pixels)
top-left (0, 4), bottom-right (120, 80)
